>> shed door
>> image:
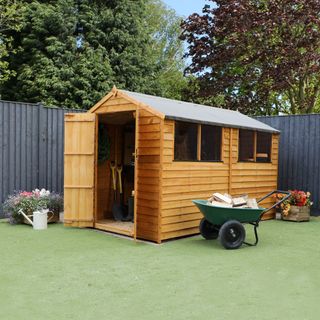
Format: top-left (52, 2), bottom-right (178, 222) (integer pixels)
top-left (64, 113), bottom-right (97, 227)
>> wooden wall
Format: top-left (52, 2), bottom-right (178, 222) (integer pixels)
top-left (135, 109), bottom-right (161, 242)
top-left (92, 93), bottom-right (162, 242)
top-left (230, 129), bottom-right (279, 219)
top-left (159, 122), bottom-right (279, 241)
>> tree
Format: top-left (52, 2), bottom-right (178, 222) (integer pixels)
top-left (1, 0), bottom-right (114, 109)
top-left (145, 0), bottom-right (187, 100)
top-left (181, 0), bottom-right (320, 115)
top-left (0, 0), bottom-right (24, 85)
top-left (1, 0), bottom-right (187, 109)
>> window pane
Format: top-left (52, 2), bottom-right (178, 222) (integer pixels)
top-left (239, 130), bottom-right (255, 161)
top-left (201, 125), bottom-right (221, 161)
top-left (174, 121), bottom-right (197, 161)
top-left (256, 132), bottom-right (272, 162)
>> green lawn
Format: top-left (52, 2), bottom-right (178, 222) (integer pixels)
top-left (1, 219), bottom-right (320, 320)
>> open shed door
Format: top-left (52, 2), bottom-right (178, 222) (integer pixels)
top-left (64, 113), bottom-right (97, 227)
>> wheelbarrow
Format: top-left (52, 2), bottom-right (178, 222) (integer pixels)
top-left (192, 190), bottom-right (290, 249)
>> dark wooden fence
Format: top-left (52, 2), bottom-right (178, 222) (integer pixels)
top-left (1, 100), bottom-right (319, 216)
top-left (0, 100), bottom-right (83, 217)
top-left (257, 114), bottom-right (320, 214)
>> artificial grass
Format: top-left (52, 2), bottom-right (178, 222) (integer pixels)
top-left (1, 219), bottom-right (320, 320)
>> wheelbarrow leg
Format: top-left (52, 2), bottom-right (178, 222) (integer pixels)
top-left (243, 222), bottom-right (259, 247)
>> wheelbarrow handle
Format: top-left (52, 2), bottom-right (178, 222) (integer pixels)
top-left (257, 190), bottom-right (291, 215)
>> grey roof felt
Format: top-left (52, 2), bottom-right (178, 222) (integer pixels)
top-left (123, 90), bottom-right (279, 133)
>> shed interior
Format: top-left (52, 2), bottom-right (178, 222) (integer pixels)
top-left (95, 111), bottom-right (136, 236)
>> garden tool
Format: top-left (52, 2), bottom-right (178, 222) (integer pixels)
top-left (112, 128), bottom-right (126, 220)
top-left (117, 165), bottom-right (123, 195)
top-left (110, 161), bottom-right (117, 199)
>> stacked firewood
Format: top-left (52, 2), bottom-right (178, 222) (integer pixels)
top-left (207, 193), bottom-right (259, 209)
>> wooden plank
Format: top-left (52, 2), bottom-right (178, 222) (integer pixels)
top-left (163, 162), bottom-right (228, 170)
top-left (137, 177), bottom-right (160, 185)
top-left (158, 119), bottom-right (164, 243)
top-left (95, 219), bottom-right (134, 237)
top-left (138, 155), bottom-right (160, 163)
top-left (136, 229), bottom-right (159, 242)
top-left (138, 147), bottom-right (161, 156)
top-left (228, 128), bottom-right (233, 193)
top-left (162, 170), bottom-right (229, 179)
top-left (162, 188), bottom-right (228, 201)
top-left (162, 205), bottom-right (200, 217)
top-left (137, 199), bottom-right (159, 209)
top-left (197, 124), bottom-right (201, 161)
top-left (136, 221), bottom-right (158, 233)
top-left (162, 212), bottom-right (203, 224)
top-left (162, 220), bottom-right (200, 232)
top-left (138, 132), bottom-right (161, 140)
top-left (103, 97), bottom-right (131, 106)
top-left (139, 117), bottom-right (161, 125)
top-left (137, 169), bottom-right (160, 178)
top-left (231, 175), bottom-right (277, 182)
top-left (64, 113), bottom-right (96, 228)
top-left (162, 176), bottom-right (228, 186)
top-left (162, 183), bottom-right (229, 194)
top-left (137, 191), bottom-right (159, 201)
top-left (95, 104), bottom-right (136, 114)
top-left (137, 206), bottom-right (159, 216)
top-left (137, 183), bottom-right (160, 192)
top-left (138, 124), bottom-right (160, 133)
top-left (134, 107), bottom-right (140, 241)
top-left (138, 140), bottom-right (161, 148)
top-left (161, 227), bottom-right (199, 240)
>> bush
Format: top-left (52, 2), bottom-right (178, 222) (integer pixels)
top-left (3, 189), bottom-right (63, 224)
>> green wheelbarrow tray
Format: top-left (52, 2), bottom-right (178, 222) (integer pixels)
top-left (192, 200), bottom-right (265, 225)
top-left (192, 190), bottom-right (291, 249)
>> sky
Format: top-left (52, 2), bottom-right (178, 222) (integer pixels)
top-left (163, 0), bottom-right (209, 17)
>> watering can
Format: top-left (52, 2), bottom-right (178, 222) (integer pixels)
top-left (18, 209), bottom-right (50, 230)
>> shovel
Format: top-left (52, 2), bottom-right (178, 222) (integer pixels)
top-left (112, 165), bottom-right (126, 220)
top-left (111, 128), bottom-right (125, 220)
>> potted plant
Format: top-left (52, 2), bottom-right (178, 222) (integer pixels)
top-left (3, 189), bottom-right (63, 225)
top-left (275, 190), bottom-right (312, 222)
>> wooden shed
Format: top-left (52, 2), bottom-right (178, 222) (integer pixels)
top-left (64, 87), bottom-right (279, 243)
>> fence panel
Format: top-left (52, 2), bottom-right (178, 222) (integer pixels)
top-left (0, 100), bottom-right (83, 217)
top-left (257, 114), bottom-right (320, 214)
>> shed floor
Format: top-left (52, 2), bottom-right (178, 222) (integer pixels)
top-left (95, 219), bottom-right (134, 237)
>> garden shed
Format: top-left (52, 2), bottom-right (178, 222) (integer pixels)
top-left (64, 87), bottom-right (279, 243)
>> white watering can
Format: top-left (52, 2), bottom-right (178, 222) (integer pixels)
top-left (18, 209), bottom-right (50, 230)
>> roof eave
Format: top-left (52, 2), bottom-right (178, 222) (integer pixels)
top-left (164, 115), bottom-right (280, 134)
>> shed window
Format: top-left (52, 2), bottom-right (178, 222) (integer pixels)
top-left (174, 121), bottom-right (197, 161)
top-left (239, 130), bottom-right (255, 161)
top-left (201, 125), bottom-right (221, 161)
top-left (238, 129), bottom-right (272, 162)
top-left (256, 132), bottom-right (272, 162)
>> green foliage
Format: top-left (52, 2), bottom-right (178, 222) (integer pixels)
top-left (145, 0), bottom-right (188, 99)
top-left (182, 0), bottom-right (320, 115)
top-left (0, 0), bottom-right (187, 108)
top-left (0, 0), bottom-right (24, 85)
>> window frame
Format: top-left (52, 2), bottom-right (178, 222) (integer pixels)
top-left (238, 129), bottom-right (273, 163)
top-left (173, 121), bottom-right (223, 163)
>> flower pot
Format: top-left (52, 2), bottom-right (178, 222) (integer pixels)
top-left (282, 206), bottom-right (310, 222)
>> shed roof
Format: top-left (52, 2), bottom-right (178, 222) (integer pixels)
top-left (121, 90), bottom-right (279, 133)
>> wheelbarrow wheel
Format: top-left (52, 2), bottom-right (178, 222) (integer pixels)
top-left (199, 218), bottom-right (219, 240)
top-left (219, 220), bottom-right (246, 249)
